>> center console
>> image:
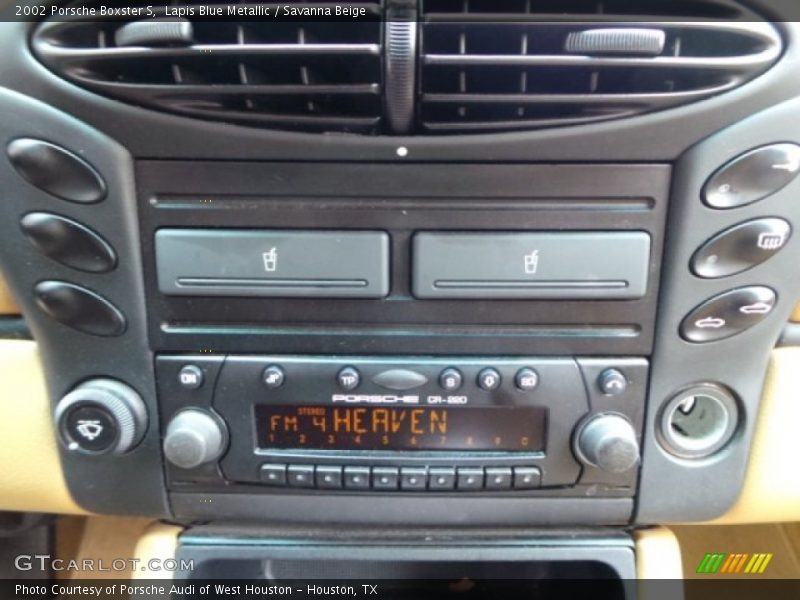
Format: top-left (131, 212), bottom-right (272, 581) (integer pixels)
top-left (1, 3), bottom-right (800, 530)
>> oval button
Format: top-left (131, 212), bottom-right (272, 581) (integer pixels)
top-left (20, 213), bottom-right (117, 273)
top-left (691, 218), bottom-right (791, 278)
top-left (7, 138), bottom-right (107, 204)
top-left (703, 143), bottom-right (800, 209)
top-left (680, 286), bottom-right (776, 343)
top-left (34, 281), bottom-right (126, 337)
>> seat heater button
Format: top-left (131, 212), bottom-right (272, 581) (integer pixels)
top-left (691, 218), bottom-right (792, 279)
top-left (7, 138), bottom-right (107, 204)
top-left (703, 143), bottom-right (800, 209)
top-left (20, 212), bottom-right (116, 273)
top-left (34, 280), bottom-right (126, 337)
top-left (680, 286), bottom-right (777, 343)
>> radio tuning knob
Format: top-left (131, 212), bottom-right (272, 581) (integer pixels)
top-left (574, 414), bottom-right (640, 474)
top-left (163, 409), bottom-right (227, 469)
top-left (54, 379), bottom-right (147, 455)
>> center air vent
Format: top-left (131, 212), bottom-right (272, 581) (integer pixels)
top-left (33, 1), bottom-right (384, 134)
top-left (418, 0), bottom-right (782, 133)
top-left (33, 0), bottom-right (782, 135)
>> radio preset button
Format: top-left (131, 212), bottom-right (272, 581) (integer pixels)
top-left (515, 368), bottom-right (539, 391)
top-left (477, 368), bottom-right (501, 391)
top-left (598, 369), bottom-right (628, 395)
top-left (178, 365), bottom-right (204, 390)
top-left (337, 367), bottom-right (361, 391)
top-left (372, 467), bottom-right (400, 490)
top-left (287, 465), bottom-right (315, 488)
top-left (485, 467), bottom-right (513, 490)
top-left (315, 466), bottom-right (343, 489)
top-left (439, 368), bottom-right (463, 391)
top-left (260, 464), bottom-right (287, 486)
top-left (400, 467), bottom-right (428, 491)
top-left (262, 365), bottom-right (285, 389)
top-left (429, 467), bottom-right (457, 490)
top-left (513, 467), bottom-right (542, 489)
top-left (343, 466), bottom-right (371, 489)
top-left (456, 467), bottom-right (485, 490)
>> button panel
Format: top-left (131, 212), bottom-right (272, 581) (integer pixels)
top-left (259, 463), bottom-right (543, 492)
top-left (691, 218), bottom-right (791, 279)
top-left (703, 143), bottom-right (800, 209)
top-left (680, 286), bottom-right (777, 343)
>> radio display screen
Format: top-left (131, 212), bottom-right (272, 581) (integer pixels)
top-left (255, 405), bottom-right (546, 452)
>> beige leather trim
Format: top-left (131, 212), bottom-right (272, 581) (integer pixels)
top-left (0, 340), bottom-right (84, 514)
top-left (0, 275), bottom-right (20, 315)
top-left (132, 521), bottom-right (183, 580)
top-left (634, 527), bottom-right (683, 579)
top-left (712, 347), bottom-right (800, 523)
top-left (791, 302), bottom-right (800, 323)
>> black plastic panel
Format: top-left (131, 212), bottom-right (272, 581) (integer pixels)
top-left (138, 162), bottom-right (669, 356)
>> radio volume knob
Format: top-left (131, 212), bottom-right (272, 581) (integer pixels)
top-left (574, 414), bottom-right (639, 473)
top-left (163, 409), bottom-right (227, 469)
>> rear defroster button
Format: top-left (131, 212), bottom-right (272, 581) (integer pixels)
top-left (680, 286), bottom-right (777, 343)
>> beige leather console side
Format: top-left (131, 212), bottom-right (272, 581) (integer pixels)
top-left (0, 340), bottom-right (84, 514)
top-left (635, 527), bottom-right (683, 579)
top-left (0, 275), bottom-right (20, 315)
top-left (712, 346), bottom-right (800, 523)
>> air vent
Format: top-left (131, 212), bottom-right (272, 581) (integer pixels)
top-left (33, 1), bottom-right (384, 134)
top-left (418, 0), bottom-right (782, 133)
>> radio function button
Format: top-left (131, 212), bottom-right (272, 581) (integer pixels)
top-left (343, 466), bottom-right (371, 489)
top-left (598, 369), bottom-right (628, 396)
top-left (514, 368), bottom-right (539, 391)
top-left (372, 369), bottom-right (428, 391)
top-left (315, 466), bottom-right (344, 489)
top-left (485, 467), bottom-right (513, 490)
top-left (34, 280), bottom-right (126, 337)
top-left (260, 464), bottom-right (287, 486)
top-left (178, 365), bottom-right (204, 390)
top-left (513, 467), bottom-right (542, 489)
top-left (691, 218), bottom-right (792, 279)
top-left (7, 138), bottom-right (107, 204)
top-left (428, 467), bottom-right (457, 490)
top-left (287, 465), bottom-right (315, 488)
top-left (703, 143), bottom-right (800, 209)
top-left (20, 212), bottom-right (117, 273)
top-left (439, 368), bottom-right (463, 391)
top-left (477, 368), bottom-right (501, 391)
top-left (400, 467), bottom-right (428, 491)
top-left (456, 467), bottom-right (485, 491)
top-left (337, 366), bottom-right (361, 391)
top-left (680, 286), bottom-right (777, 343)
top-left (372, 467), bottom-right (400, 490)
top-left (262, 365), bottom-right (285, 389)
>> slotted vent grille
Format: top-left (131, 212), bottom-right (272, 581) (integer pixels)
top-left (418, 0), bottom-right (782, 133)
top-left (33, 1), bottom-right (384, 134)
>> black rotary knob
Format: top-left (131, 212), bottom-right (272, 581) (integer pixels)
top-left (574, 414), bottom-right (640, 473)
top-left (55, 379), bottom-right (147, 455)
top-left (163, 409), bottom-right (227, 469)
